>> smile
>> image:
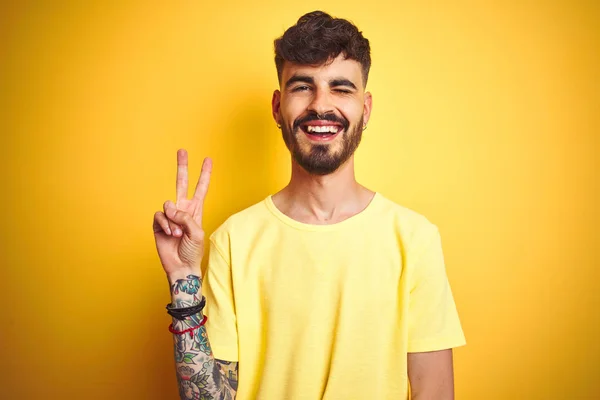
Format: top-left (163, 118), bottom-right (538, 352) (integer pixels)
top-left (300, 123), bottom-right (343, 142)
top-left (306, 125), bottom-right (340, 133)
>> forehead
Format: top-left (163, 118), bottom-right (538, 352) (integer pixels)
top-left (281, 54), bottom-right (364, 87)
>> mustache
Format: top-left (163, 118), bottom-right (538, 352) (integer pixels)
top-left (293, 112), bottom-right (349, 131)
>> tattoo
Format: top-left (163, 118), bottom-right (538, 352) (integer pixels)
top-left (171, 274), bottom-right (201, 296)
top-left (170, 274), bottom-right (238, 399)
top-left (217, 361), bottom-right (239, 391)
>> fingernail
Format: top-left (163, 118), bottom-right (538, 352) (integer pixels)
top-left (175, 228), bottom-right (181, 236)
top-left (166, 227), bottom-right (172, 235)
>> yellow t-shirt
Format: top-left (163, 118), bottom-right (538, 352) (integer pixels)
top-left (203, 192), bottom-right (466, 400)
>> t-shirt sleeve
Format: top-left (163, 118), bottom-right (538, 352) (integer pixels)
top-left (407, 224), bottom-right (466, 353)
top-left (202, 229), bottom-right (239, 361)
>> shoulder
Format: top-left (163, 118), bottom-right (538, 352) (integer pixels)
top-left (377, 194), bottom-right (439, 251)
top-left (375, 193), bottom-right (439, 239)
top-left (209, 197), bottom-right (271, 244)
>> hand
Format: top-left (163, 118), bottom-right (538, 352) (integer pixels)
top-left (153, 149), bottom-right (212, 280)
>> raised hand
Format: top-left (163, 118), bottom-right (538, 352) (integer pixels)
top-left (153, 149), bottom-right (212, 281)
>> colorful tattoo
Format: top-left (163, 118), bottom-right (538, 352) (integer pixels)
top-left (171, 275), bottom-right (201, 297)
top-left (170, 274), bottom-right (238, 399)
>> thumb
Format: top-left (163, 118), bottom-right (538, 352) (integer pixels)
top-left (166, 207), bottom-right (204, 242)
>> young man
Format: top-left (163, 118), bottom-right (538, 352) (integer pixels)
top-left (153, 11), bottom-right (465, 400)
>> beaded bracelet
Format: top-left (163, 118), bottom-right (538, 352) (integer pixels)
top-left (168, 315), bottom-right (208, 338)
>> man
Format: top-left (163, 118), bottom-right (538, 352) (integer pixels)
top-left (153, 10), bottom-right (465, 400)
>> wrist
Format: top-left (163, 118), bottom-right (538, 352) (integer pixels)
top-left (168, 294), bottom-right (206, 329)
top-left (167, 268), bottom-right (201, 286)
top-left (168, 272), bottom-right (202, 308)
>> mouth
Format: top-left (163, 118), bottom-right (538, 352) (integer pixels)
top-left (299, 122), bottom-right (343, 142)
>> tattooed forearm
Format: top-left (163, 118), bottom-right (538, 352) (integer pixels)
top-left (170, 275), bottom-right (238, 400)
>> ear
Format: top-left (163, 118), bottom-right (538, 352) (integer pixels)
top-left (363, 91), bottom-right (373, 126)
top-left (272, 90), bottom-right (282, 126)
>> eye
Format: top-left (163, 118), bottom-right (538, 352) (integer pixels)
top-left (292, 85), bottom-right (311, 92)
top-left (334, 88), bottom-right (352, 94)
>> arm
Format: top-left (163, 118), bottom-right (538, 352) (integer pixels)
top-left (153, 150), bottom-right (239, 399)
top-left (170, 274), bottom-right (238, 400)
top-left (406, 225), bottom-right (466, 398)
top-left (407, 349), bottom-right (455, 400)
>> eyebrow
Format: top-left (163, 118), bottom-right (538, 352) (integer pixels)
top-left (330, 78), bottom-right (357, 90)
top-left (285, 75), bottom-right (358, 90)
top-left (285, 75), bottom-right (314, 89)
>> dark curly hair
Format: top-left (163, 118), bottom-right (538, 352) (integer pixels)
top-left (274, 11), bottom-right (371, 87)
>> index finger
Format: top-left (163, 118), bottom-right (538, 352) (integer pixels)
top-left (176, 149), bottom-right (189, 206)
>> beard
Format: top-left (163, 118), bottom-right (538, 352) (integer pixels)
top-left (281, 113), bottom-right (364, 176)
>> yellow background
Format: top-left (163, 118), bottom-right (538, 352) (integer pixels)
top-left (1, 1), bottom-right (598, 399)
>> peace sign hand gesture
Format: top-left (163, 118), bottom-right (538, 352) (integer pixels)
top-left (153, 149), bottom-right (212, 281)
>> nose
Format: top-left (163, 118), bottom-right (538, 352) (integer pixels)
top-left (307, 87), bottom-right (334, 117)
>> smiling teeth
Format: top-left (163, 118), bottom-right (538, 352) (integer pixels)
top-left (306, 125), bottom-right (339, 133)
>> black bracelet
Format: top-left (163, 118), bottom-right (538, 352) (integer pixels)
top-left (166, 296), bottom-right (206, 320)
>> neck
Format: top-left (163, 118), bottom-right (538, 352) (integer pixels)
top-left (273, 156), bottom-right (374, 224)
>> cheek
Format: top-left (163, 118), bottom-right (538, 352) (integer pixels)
top-left (339, 102), bottom-right (364, 123)
top-left (280, 97), bottom-right (309, 121)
